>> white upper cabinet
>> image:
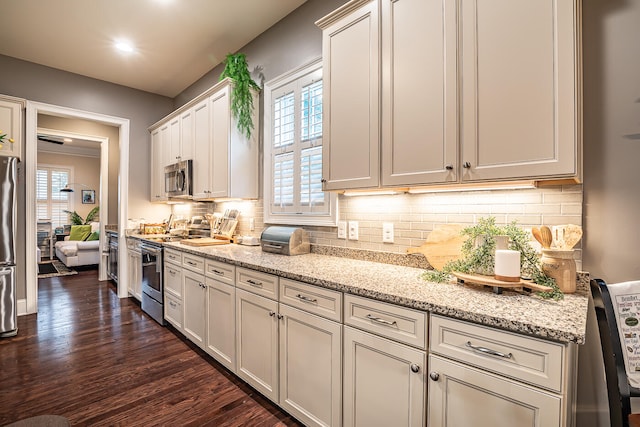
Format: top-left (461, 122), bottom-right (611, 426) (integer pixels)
top-left (459, 0), bottom-right (580, 182)
top-left (149, 78), bottom-right (259, 202)
top-left (381, 0), bottom-right (458, 186)
top-left (150, 126), bottom-right (168, 202)
top-left (318, 0), bottom-right (582, 190)
top-left (317, 0), bottom-right (380, 190)
top-left (0, 95), bottom-right (24, 160)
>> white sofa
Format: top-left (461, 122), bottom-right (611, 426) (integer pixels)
top-left (54, 222), bottom-right (101, 267)
top-left (55, 239), bottom-right (100, 267)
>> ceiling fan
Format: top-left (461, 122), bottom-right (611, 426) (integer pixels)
top-left (37, 134), bottom-right (65, 144)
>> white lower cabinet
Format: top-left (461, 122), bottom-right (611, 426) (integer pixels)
top-left (428, 354), bottom-right (561, 427)
top-left (343, 326), bottom-right (426, 427)
top-left (205, 277), bottom-right (236, 371)
top-left (183, 268), bottom-right (207, 350)
top-left (126, 239), bottom-right (142, 301)
top-left (235, 288), bottom-right (279, 401)
top-left (164, 293), bottom-right (183, 331)
top-left (279, 303), bottom-right (342, 427)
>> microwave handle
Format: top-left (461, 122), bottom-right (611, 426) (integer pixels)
top-left (176, 169), bottom-right (185, 192)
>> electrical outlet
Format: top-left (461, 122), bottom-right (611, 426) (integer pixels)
top-left (382, 222), bottom-right (394, 243)
top-left (348, 221), bottom-right (359, 241)
top-left (337, 221), bottom-right (347, 239)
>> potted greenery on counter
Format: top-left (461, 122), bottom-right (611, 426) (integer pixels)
top-left (422, 217), bottom-right (563, 300)
top-left (219, 52), bottom-right (260, 139)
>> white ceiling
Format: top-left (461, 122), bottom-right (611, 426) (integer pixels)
top-left (1, 0), bottom-right (307, 98)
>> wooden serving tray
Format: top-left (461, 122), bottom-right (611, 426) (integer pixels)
top-left (181, 238), bottom-right (230, 247)
top-left (451, 272), bottom-right (553, 295)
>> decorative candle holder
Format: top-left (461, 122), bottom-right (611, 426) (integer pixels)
top-left (495, 249), bottom-right (520, 282)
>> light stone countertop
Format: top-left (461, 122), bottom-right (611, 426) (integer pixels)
top-left (163, 242), bottom-right (590, 345)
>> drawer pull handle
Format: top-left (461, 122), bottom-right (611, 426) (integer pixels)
top-left (366, 314), bottom-right (398, 327)
top-left (169, 301), bottom-right (176, 308)
top-left (296, 294), bottom-right (318, 304)
top-left (465, 341), bottom-right (513, 359)
top-left (186, 261), bottom-right (197, 266)
top-left (247, 279), bottom-right (263, 288)
top-left (211, 269), bottom-right (224, 275)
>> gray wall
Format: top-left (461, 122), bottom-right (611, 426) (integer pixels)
top-left (0, 54), bottom-right (175, 222)
top-left (583, 0), bottom-right (640, 284)
top-left (174, 0), bottom-right (349, 108)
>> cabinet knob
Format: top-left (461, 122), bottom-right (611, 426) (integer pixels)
top-left (445, 165), bottom-right (454, 171)
top-left (268, 311), bottom-right (276, 317)
top-left (277, 314), bottom-right (284, 320)
top-left (463, 162), bottom-right (471, 169)
top-left (321, 178), bottom-right (327, 183)
top-left (410, 364), bottom-right (420, 373)
top-left (429, 372), bottom-right (440, 381)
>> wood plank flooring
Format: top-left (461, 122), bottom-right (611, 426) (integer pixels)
top-left (0, 269), bottom-right (304, 426)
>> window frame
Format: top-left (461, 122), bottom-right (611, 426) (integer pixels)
top-left (263, 58), bottom-right (337, 226)
top-left (36, 164), bottom-right (74, 229)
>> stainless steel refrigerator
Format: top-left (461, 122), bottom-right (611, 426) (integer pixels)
top-left (0, 156), bottom-right (17, 337)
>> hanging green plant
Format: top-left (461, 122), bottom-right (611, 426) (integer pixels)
top-left (422, 217), bottom-right (563, 300)
top-left (219, 52), bottom-right (260, 139)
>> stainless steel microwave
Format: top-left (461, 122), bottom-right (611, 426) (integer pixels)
top-left (165, 160), bottom-right (192, 198)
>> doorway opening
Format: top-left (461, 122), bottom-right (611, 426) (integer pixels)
top-left (25, 101), bottom-right (130, 315)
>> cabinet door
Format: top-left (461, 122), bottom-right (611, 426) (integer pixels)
top-left (459, 0), bottom-right (579, 181)
top-left (165, 293), bottom-right (183, 332)
top-left (428, 355), bottom-right (562, 427)
top-left (279, 304), bottom-right (342, 427)
top-left (0, 97), bottom-right (22, 159)
top-left (235, 288), bottom-right (279, 402)
top-left (206, 278), bottom-right (236, 372)
top-left (192, 98), bottom-right (211, 199)
top-left (381, 0), bottom-right (457, 186)
top-left (209, 85), bottom-right (230, 198)
top-left (320, 0), bottom-right (380, 190)
top-left (150, 127), bottom-right (167, 202)
top-left (183, 269), bottom-right (207, 349)
top-left (343, 326), bottom-right (426, 427)
top-left (180, 108), bottom-right (194, 161)
top-left (168, 116), bottom-right (181, 163)
top-left (127, 249), bottom-right (142, 301)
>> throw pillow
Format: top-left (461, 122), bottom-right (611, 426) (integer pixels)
top-left (86, 231), bottom-right (100, 241)
top-left (69, 225), bottom-right (92, 241)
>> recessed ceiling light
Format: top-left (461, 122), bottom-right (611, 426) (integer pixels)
top-left (115, 41), bottom-right (135, 53)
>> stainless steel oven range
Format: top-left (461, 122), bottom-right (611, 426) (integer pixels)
top-left (140, 241), bottom-right (165, 325)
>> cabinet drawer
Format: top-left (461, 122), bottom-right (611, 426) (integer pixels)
top-left (164, 293), bottom-right (183, 331)
top-left (344, 294), bottom-right (427, 349)
top-left (205, 259), bottom-right (235, 285)
top-left (164, 248), bottom-right (182, 265)
top-left (236, 267), bottom-right (278, 300)
top-left (164, 264), bottom-right (182, 298)
top-left (182, 253), bottom-right (205, 273)
top-left (279, 279), bottom-right (342, 322)
top-left (430, 314), bottom-right (565, 392)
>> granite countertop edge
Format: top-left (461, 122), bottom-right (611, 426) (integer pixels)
top-left (154, 240), bottom-right (589, 345)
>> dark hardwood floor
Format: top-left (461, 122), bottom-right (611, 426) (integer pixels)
top-left (0, 268), bottom-right (304, 427)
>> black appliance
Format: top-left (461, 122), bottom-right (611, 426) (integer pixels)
top-left (107, 232), bottom-right (118, 283)
top-left (141, 242), bottom-right (165, 325)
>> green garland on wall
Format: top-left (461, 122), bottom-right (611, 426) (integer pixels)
top-left (219, 53), bottom-right (260, 139)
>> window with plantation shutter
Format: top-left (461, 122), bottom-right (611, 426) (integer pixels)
top-left (37, 165), bottom-right (72, 228)
top-left (264, 59), bottom-right (337, 226)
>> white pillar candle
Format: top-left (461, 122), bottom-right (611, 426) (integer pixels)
top-left (495, 249), bottom-right (520, 282)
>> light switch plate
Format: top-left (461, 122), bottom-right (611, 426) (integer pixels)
top-left (348, 221), bottom-right (359, 241)
top-left (382, 222), bottom-right (394, 243)
top-left (337, 221), bottom-right (347, 239)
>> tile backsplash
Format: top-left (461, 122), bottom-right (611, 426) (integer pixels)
top-left (172, 184), bottom-right (583, 269)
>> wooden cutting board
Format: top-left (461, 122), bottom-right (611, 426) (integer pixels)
top-left (406, 224), bottom-right (466, 270)
top-left (181, 238), bottom-right (230, 247)
top-left (451, 271), bottom-right (553, 293)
